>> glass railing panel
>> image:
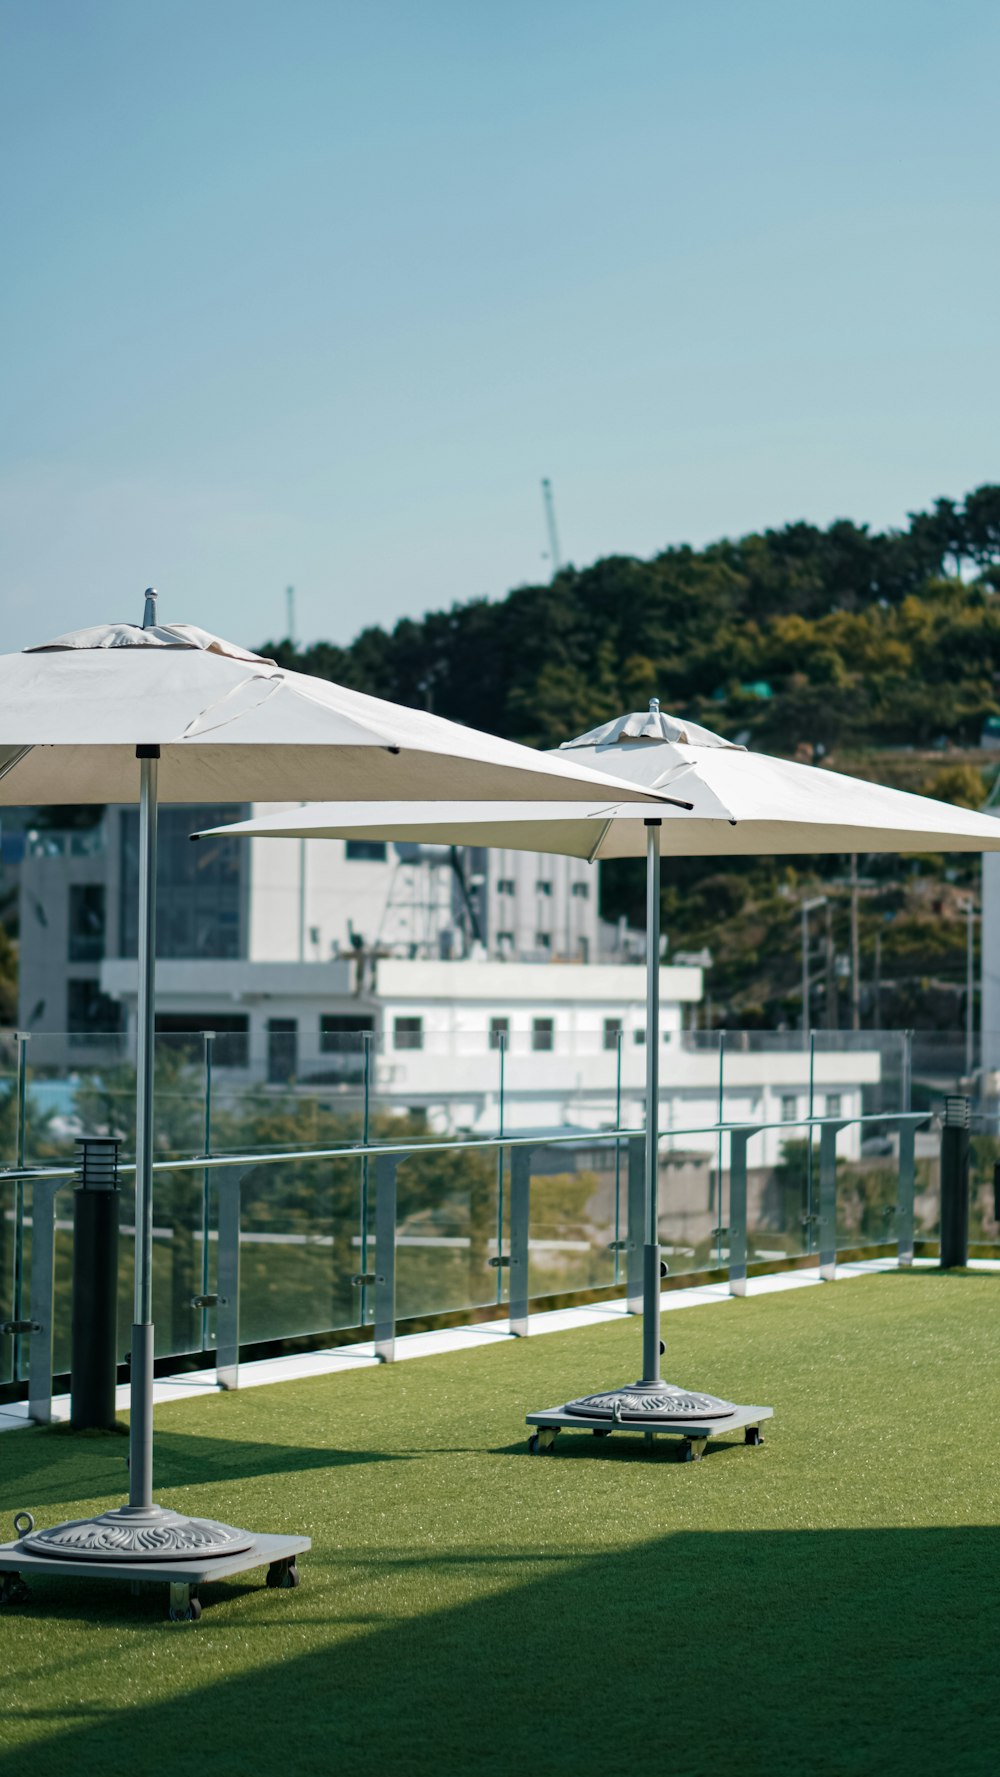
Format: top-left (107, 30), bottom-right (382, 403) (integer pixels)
top-left (24, 1030), bottom-right (135, 1166)
top-left (968, 1125), bottom-right (999, 1245)
top-left (914, 1133), bottom-right (940, 1245)
top-left (394, 1145), bottom-right (499, 1323)
top-left (235, 1154), bottom-right (363, 1348)
top-left (0, 1172), bottom-right (14, 1385)
top-left (745, 1120), bottom-right (812, 1262)
top-left (0, 1032), bottom-right (19, 1169)
top-left (148, 1165), bottom-right (204, 1359)
top-left (524, 1135), bottom-right (617, 1301)
top-left (835, 1121), bottom-right (898, 1250)
top-left (657, 1141), bottom-right (713, 1277)
top-left (50, 1187), bottom-right (74, 1377)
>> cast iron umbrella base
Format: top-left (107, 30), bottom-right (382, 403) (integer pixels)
top-left (19, 1503), bottom-right (255, 1561)
top-left (526, 1394), bottom-right (772, 1460)
top-left (0, 1521), bottom-right (309, 1623)
top-left (563, 1377), bottom-right (737, 1422)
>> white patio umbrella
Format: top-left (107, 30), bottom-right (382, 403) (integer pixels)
top-left (0, 599), bottom-right (682, 1565)
top-left (199, 699), bottom-right (1000, 1429)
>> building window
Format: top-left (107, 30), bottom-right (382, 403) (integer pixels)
top-left (496, 879), bottom-right (516, 896)
top-left (497, 931), bottom-right (515, 950)
top-left (267, 1017), bottom-right (298, 1084)
top-left (67, 979), bottom-right (121, 1047)
top-left (155, 1012), bottom-right (249, 1069)
top-left (394, 1016), bottom-right (423, 1051)
top-left (571, 881), bottom-right (590, 900)
top-left (826, 1093), bottom-right (842, 1119)
top-left (489, 1016), bottom-right (509, 1049)
top-left (532, 1017), bottom-right (554, 1052)
top-left (68, 883), bottom-right (106, 962)
top-left (781, 1094), bottom-right (797, 1122)
top-left (634, 1027), bottom-right (646, 1045)
top-left (604, 1017), bottom-right (622, 1051)
top-left (320, 1014), bottom-right (375, 1053)
top-left (535, 879), bottom-right (553, 896)
top-left (345, 840), bottom-right (388, 863)
top-left (120, 804), bottom-right (248, 960)
top-left (535, 931), bottom-right (551, 951)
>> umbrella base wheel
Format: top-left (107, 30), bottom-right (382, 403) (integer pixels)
top-left (528, 1429), bottom-right (558, 1455)
top-left (0, 1571), bottom-right (30, 1607)
top-left (266, 1559), bottom-right (300, 1589)
top-left (167, 1583), bottom-right (201, 1623)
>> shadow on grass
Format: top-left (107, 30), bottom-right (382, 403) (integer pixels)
top-left (0, 1425), bottom-right (410, 1515)
top-left (4, 1526), bottom-right (998, 1777)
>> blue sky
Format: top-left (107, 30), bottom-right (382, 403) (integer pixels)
top-left (2, 1), bottom-right (998, 653)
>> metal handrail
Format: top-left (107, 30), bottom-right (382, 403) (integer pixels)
top-left (0, 1109), bottom-right (928, 1186)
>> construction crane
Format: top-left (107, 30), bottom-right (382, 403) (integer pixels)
top-left (540, 478), bottom-right (562, 579)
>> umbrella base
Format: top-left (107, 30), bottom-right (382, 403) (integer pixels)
top-left (0, 1531), bottom-right (310, 1621)
top-left (526, 1396), bottom-right (772, 1459)
top-left (18, 1502), bottom-right (256, 1562)
top-left (562, 1376), bottom-right (738, 1422)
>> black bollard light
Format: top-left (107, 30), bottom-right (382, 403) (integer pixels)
top-left (71, 1136), bottom-right (121, 1430)
top-left (940, 1096), bottom-right (970, 1270)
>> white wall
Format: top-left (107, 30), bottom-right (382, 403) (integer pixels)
top-left (247, 807), bottom-right (454, 962)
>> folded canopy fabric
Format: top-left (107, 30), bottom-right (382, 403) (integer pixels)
top-left (0, 620), bottom-right (675, 807)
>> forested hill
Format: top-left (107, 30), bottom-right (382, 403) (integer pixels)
top-left (263, 485), bottom-right (1000, 757)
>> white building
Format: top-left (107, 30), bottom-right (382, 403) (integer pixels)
top-left (18, 804), bottom-right (879, 1160)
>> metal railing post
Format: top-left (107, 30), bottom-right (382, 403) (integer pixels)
top-left (805, 1031), bottom-right (816, 1251)
top-left (12, 1031), bottom-right (28, 1380)
top-left (494, 1034), bottom-right (506, 1305)
top-left (818, 1121), bottom-right (846, 1280)
top-left (359, 1030), bottom-right (372, 1325)
top-left (715, 1031), bottom-right (726, 1265)
top-left (27, 1178), bottom-right (62, 1423)
top-left (508, 1145), bottom-right (531, 1336)
top-left (374, 1152), bottom-right (397, 1363)
top-left (613, 1029), bottom-right (623, 1283)
top-left (728, 1128), bottom-right (752, 1297)
top-left (214, 1166), bottom-right (250, 1391)
top-left (199, 1031), bottom-right (215, 1353)
top-left (897, 1118), bottom-right (915, 1268)
top-left (626, 1134), bottom-right (644, 1312)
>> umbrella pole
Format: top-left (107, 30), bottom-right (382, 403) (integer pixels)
top-left (129, 746), bottom-right (159, 1509)
top-left (641, 820), bottom-right (662, 1383)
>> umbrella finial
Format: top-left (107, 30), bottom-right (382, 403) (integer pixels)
top-left (142, 588), bottom-right (158, 630)
top-left (648, 697), bottom-right (660, 715)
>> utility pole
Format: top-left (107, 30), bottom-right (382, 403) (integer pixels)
top-left (286, 585), bottom-right (296, 646)
top-left (850, 853), bottom-right (861, 1030)
top-left (800, 896), bottom-right (826, 1048)
top-left (825, 899), bottom-right (838, 1029)
top-left (540, 479), bottom-right (562, 579)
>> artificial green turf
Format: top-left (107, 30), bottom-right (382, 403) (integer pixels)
top-left (1, 1272), bottom-right (998, 1777)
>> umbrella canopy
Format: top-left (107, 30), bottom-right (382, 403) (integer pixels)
top-left (198, 700), bottom-right (1000, 1431)
top-left (196, 769), bottom-right (1000, 855)
top-left (0, 621), bottom-right (679, 806)
top-left (2, 600), bottom-right (683, 1568)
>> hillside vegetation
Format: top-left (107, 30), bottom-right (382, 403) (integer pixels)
top-left (265, 486), bottom-right (1000, 752)
top-left (262, 487), bottom-right (1000, 1034)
